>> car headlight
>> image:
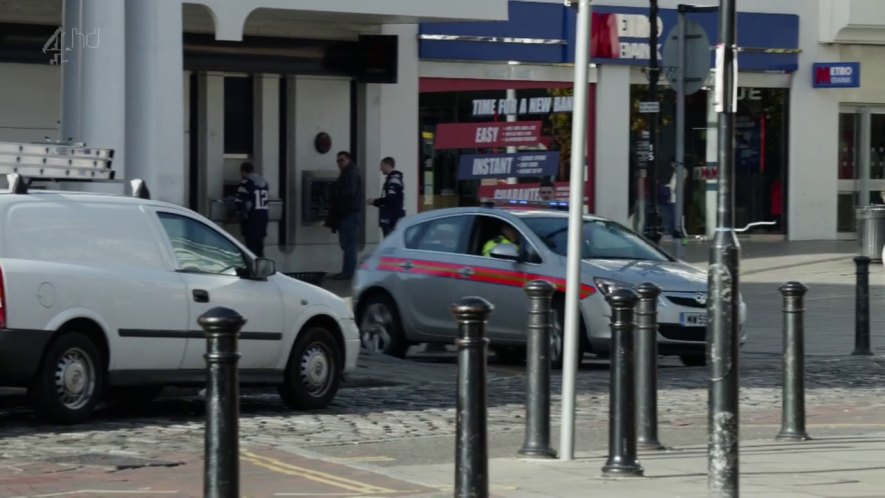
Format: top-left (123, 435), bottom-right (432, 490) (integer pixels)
top-left (594, 278), bottom-right (631, 296)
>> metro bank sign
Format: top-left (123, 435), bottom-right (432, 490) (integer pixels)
top-left (812, 62), bottom-right (860, 88)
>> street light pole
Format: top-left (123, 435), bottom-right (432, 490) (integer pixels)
top-left (707, 0), bottom-right (740, 496)
top-left (560, 0), bottom-right (592, 462)
top-left (644, 0), bottom-right (662, 244)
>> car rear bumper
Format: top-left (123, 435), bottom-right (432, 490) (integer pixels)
top-left (0, 328), bottom-right (52, 384)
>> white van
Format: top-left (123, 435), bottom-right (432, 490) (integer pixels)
top-left (0, 143), bottom-right (359, 423)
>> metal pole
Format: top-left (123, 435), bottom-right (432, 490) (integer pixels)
top-left (199, 307), bottom-right (246, 498)
top-left (602, 288), bottom-right (643, 476)
top-left (635, 282), bottom-right (664, 450)
top-left (852, 256), bottom-right (873, 356)
top-left (560, 0), bottom-right (592, 462)
top-left (777, 282), bottom-right (810, 441)
top-left (708, 0), bottom-right (741, 495)
top-left (519, 280), bottom-right (557, 459)
top-left (451, 297), bottom-right (493, 498)
top-left (673, 8), bottom-right (687, 258)
top-left (644, 0), bottom-right (662, 245)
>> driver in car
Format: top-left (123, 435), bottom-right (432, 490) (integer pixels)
top-left (482, 225), bottom-right (520, 257)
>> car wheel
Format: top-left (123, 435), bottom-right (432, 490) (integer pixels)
top-left (680, 354), bottom-right (706, 367)
top-left (359, 294), bottom-right (409, 358)
top-left (29, 332), bottom-right (104, 424)
top-left (551, 299), bottom-right (586, 370)
top-left (278, 326), bottom-right (341, 409)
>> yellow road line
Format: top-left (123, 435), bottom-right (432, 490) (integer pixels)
top-left (241, 451), bottom-right (396, 495)
top-left (333, 456), bottom-right (396, 463)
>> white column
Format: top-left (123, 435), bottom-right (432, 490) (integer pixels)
top-left (61, 0), bottom-right (126, 166)
top-left (197, 72), bottom-right (225, 216)
top-left (594, 65), bottom-right (631, 225)
top-left (125, 0), bottom-right (185, 205)
top-left (254, 74), bottom-right (281, 245)
top-left (360, 83), bottom-right (383, 245)
top-left (379, 24), bottom-right (420, 219)
top-left (705, 91), bottom-right (718, 238)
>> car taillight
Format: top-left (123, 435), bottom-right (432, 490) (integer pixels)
top-left (0, 266), bottom-right (6, 329)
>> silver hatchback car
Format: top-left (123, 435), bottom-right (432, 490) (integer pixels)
top-left (352, 203), bottom-right (746, 367)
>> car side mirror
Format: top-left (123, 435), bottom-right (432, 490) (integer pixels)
top-left (489, 243), bottom-right (521, 261)
top-left (251, 257), bottom-right (276, 279)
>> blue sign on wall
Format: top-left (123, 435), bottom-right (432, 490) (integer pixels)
top-left (812, 62), bottom-right (861, 88)
top-left (457, 152), bottom-right (560, 180)
top-left (419, 2), bottom-right (800, 73)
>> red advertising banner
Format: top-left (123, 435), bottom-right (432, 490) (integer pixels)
top-left (434, 121), bottom-right (544, 150)
top-left (478, 181), bottom-right (574, 202)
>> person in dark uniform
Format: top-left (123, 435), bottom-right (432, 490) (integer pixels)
top-left (234, 162), bottom-right (270, 257)
top-left (368, 156), bottom-right (405, 237)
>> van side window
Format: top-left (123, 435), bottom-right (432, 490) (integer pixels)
top-left (157, 213), bottom-right (246, 275)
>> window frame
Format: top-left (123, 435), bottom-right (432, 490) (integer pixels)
top-left (155, 211), bottom-right (249, 276)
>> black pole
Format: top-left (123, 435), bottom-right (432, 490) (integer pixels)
top-left (708, 0), bottom-right (740, 495)
top-left (852, 256), bottom-right (873, 356)
top-left (777, 282), bottom-right (810, 441)
top-left (199, 307), bottom-right (246, 498)
top-left (519, 280), bottom-right (557, 459)
top-left (602, 288), bottom-right (643, 477)
top-left (451, 297), bottom-right (493, 498)
top-left (644, 0), bottom-right (662, 245)
top-left (635, 282), bottom-right (664, 450)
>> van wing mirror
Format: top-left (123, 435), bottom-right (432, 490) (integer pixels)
top-left (252, 257), bottom-right (276, 279)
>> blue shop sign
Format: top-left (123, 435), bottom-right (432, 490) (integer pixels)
top-left (457, 152), bottom-right (560, 180)
top-left (812, 62), bottom-right (860, 88)
top-left (419, 1), bottom-right (799, 73)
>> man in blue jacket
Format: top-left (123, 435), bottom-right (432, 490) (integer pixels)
top-left (325, 151), bottom-right (363, 280)
top-left (368, 156), bottom-right (405, 237)
top-left (234, 162), bottom-right (270, 257)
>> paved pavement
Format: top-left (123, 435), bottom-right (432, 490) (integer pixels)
top-left (2, 239), bottom-right (884, 497)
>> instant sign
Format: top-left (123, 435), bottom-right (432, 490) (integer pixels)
top-left (457, 152), bottom-right (560, 180)
top-left (433, 121), bottom-right (543, 150)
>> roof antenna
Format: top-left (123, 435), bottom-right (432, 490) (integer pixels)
top-left (130, 179), bottom-right (151, 199)
top-left (7, 173), bottom-right (27, 194)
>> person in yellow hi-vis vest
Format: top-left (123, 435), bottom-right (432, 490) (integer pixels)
top-left (482, 225), bottom-right (519, 257)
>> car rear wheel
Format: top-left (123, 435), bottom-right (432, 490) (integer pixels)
top-left (680, 354), bottom-right (706, 367)
top-left (359, 294), bottom-right (409, 358)
top-left (29, 332), bottom-right (104, 424)
top-left (279, 326), bottom-right (341, 409)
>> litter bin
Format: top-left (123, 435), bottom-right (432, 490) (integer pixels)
top-left (856, 205), bottom-right (885, 262)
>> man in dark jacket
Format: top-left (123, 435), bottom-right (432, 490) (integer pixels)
top-left (368, 156), bottom-right (405, 237)
top-left (326, 151), bottom-right (363, 279)
top-left (234, 162), bottom-right (269, 257)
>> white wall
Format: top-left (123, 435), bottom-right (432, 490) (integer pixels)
top-left (594, 65), bottom-right (632, 225)
top-left (0, 63), bottom-right (59, 142)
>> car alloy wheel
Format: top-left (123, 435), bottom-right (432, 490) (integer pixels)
top-left (360, 302), bottom-right (395, 355)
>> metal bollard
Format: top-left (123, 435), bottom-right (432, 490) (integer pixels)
top-left (602, 288), bottom-right (643, 477)
top-left (518, 280), bottom-right (557, 459)
top-left (451, 297), bottom-right (493, 498)
top-left (199, 307), bottom-right (247, 498)
top-left (634, 282), bottom-right (664, 450)
top-left (852, 256), bottom-right (873, 356)
top-left (776, 282), bottom-right (810, 441)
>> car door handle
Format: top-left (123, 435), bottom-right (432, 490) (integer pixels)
top-left (192, 289), bottom-right (210, 303)
top-left (458, 267), bottom-right (475, 278)
top-left (398, 261), bottom-right (414, 270)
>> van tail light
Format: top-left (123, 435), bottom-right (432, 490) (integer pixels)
top-left (0, 266), bottom-right (6, 329)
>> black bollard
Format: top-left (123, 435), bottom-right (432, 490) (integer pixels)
top-left (451, 297), bottom-right (493, 498)
top-left (634, 282), bottom-right (664, 450)
top-left (602, 288), bottom-right (643, 477)
top-left (777, 282), bottom-right (810, 441)
top-left (518, 280), bottom-right (557, 459)
top-left (199, 307), bottom-right (247, 498)
top-left (852, 256), bottom-right (873, 356)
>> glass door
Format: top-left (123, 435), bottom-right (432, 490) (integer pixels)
top-left (837, 107), bottom-right (885, 237)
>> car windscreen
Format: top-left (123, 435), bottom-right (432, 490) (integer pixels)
top-left (521, 217), bottom-right (670, 261)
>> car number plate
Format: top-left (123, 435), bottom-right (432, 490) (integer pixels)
top-left (680, 312), bottom-right (708, 326)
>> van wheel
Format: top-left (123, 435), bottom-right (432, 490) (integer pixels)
top-left (358, 294), bottom-right (409, 358)
top-left (30, 332), bottom-right (104, 424)
top-left (278, 326), bottom-right (341, 409)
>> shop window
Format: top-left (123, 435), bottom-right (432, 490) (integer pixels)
top-left (224, 76), bottom-right (254, 155)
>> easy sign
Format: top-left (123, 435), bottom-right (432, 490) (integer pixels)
top-left (812, 62), bottom-right (860, 88)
